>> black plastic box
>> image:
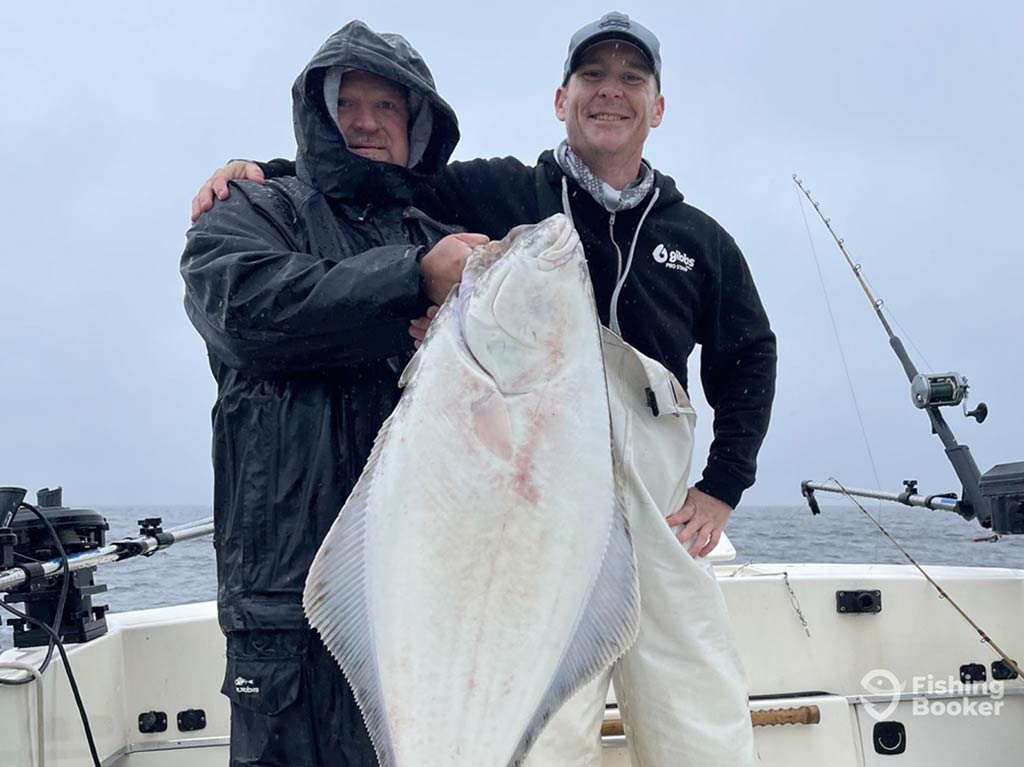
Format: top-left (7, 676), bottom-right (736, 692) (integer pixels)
top-left (980, 462), bottom-right (1024, 535)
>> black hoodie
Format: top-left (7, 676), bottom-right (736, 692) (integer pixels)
top-left (423, 154), bottom-right (776, 509)
top-left (181, 22), bottom-right (459, 633)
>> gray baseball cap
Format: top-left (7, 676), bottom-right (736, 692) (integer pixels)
top-left (562, 12), bottom-right (662, 88)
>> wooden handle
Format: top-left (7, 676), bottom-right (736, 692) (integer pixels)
top-left (600, 704), bottom-right (821, 737)
top-left (600, 718), bottom-right (624, 737)
top-left (751, 705), bottom-right (821, 727)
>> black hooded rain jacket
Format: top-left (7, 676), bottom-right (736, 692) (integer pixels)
top-left (181, 22), bottom-right (459, 637)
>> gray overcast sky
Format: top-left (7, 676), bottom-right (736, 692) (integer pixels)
top-left (1, 1), bottom-right (1021, 508)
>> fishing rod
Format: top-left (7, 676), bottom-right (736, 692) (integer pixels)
top-left (792, 176), bottom-right (1023, 536)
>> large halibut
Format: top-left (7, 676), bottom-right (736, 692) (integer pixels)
top-left (303, 213), bottom-right (639, 767)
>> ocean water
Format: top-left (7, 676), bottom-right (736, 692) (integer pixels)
top-left (4, 501), bottom-right (1024, 649)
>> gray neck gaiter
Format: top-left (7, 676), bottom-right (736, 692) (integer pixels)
top-left (554, 140), bottom-right (654, 212)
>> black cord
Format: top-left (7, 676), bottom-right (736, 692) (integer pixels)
top-left (0, 502), bottom-right (71, 682)
top-left (0, 600), bottom-right (101, 767)
top-left (0, 502), bottom-right (100, 767)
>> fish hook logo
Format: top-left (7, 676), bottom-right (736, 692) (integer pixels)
top-left (653, 243), bottom-right (669, 264)
top-left (859, 668), bottom-right (904, 721)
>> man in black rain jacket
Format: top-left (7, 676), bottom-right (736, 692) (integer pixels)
top-left (181, 21), bottom-right (484, 767)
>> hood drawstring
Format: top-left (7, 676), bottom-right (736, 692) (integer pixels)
top-left (608, 188), bottom-right (660, 335)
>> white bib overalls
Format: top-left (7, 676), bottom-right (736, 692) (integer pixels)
top-left (523, 329), bottom-right (754, 767)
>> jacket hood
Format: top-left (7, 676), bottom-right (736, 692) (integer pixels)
top-left (293, 21), bottom-right (460, 202)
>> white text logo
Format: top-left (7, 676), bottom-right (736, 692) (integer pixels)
top-left (652, 244), bottom-right (694, 272)
top-left (234, 676), bottom-right (260, 694)
top-left (858, 668), bottom-right (1005, 720)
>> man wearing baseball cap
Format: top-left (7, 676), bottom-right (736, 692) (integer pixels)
top-left (563, 10), bottom-right (662, 83)
top-left (192, 12), bottom-right (771, 766)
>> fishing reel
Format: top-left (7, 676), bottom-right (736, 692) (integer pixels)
top-left (910, 372), bottom-right (988, 423)
top-left (793, 177), bottom-right (1015, 535)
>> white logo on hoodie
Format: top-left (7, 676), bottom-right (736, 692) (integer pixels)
top-left (652, 244), bottom-right (694, 272)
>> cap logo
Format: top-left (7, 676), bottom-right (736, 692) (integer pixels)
top-left (599, 13), bottom-right (631, 31)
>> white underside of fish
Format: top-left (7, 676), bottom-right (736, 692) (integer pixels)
top-left (304, 215), bottom-right (639, 767)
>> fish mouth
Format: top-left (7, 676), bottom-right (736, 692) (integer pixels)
top-left (461, 215), bottom-right (580, 357)
top-left (493, 215), bottom-right (579, 272)
top-left (536, 215), bottom-right (579, 271)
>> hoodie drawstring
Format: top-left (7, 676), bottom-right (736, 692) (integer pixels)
top-left (560, 176), bottom-right (576, 230)
top-left (608, 188), bottom-right (660, 335)
top-left (560, 175), bottom-right (660, 336)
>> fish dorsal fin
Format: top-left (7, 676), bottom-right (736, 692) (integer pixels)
top-left (507, 469), bottom-right (639, 766)
top-left (303, 402), bottom-right (403, 767)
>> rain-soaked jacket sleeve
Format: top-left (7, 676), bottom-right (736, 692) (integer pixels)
top-left (181, 183), bottom-right (425, 373)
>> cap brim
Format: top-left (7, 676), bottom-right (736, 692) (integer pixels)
top-left (568, 33), bottom-right (656, 76)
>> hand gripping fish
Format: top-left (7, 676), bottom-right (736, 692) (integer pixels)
top-left (304, 213), bottom-right (639, 767)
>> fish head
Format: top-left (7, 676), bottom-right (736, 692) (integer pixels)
top-left (458, 214), bottom-right (592, 392)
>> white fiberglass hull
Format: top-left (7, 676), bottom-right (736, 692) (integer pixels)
top-left (2, 561), bottom-right (1023, 766)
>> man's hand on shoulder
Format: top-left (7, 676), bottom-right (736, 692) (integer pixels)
top-left (418, 233), bottom-right (489, 306)
top-left (190, 161), bottom-right (265, 223)
top-left (666, 487), bottom-right (734, 559)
